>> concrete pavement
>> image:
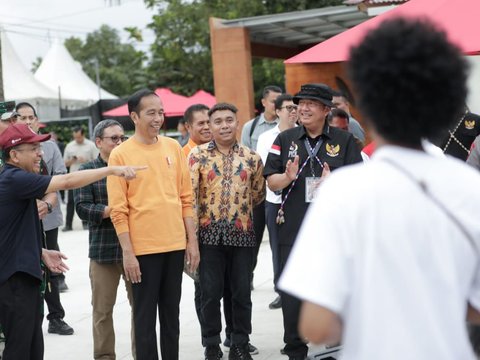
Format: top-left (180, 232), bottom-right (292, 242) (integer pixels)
top-left (42, 214), bottom-right (312, 360)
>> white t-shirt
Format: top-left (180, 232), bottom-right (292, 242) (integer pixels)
top-left (63, 138), bottom-right (99, 172)
top-left (256, 125), bottom-right (282, 204)
top-left (279, 145), bottom-right (480, 360)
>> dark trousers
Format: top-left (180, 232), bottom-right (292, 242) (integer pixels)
top-left (194, 274), bottom-right (232, 342)
top-left (265, 201), bottom-right (281, 287)
top-left (132, 251), bottom-right (184, 360)
top-left (44, 228), bottom-right (65, 321)
top-left (65, 189), bottom-right (74, 228)
top-left (252, 201), bottom-right (266, 273)
top-left (200, 244), bottom-right (254, 346)
top-left (66, 190), bottom-right (86, 228)
top-left (0, 272), bottom-right (44, 360)
top-left (279, 245), bottom-right (308, 358)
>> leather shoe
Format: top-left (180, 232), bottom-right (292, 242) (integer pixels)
top-left (269, 295), bottom-right (282, 309)
top-left (205, 345), bottom-right (223, 360)
top-left (48, 318), bottom-right (74, 335)
top-left (61, 226), bottom-right (72, 232)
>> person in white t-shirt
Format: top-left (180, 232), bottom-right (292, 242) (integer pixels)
top-left (279, 17), bottom-right (480, 360)
top-left (256, 94), bottom-right (297, 310)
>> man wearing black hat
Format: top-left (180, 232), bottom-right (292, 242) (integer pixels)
top-left (263, 83), bottom-right (362, 359)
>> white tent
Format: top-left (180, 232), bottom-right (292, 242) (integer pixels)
top-left (1, 32), bottom-right (64, 118)
top-left (34, 40), bottom-right (117, 104)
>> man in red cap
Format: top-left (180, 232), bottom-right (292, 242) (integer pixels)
top-left (0, 123), bottom-right (145, 360)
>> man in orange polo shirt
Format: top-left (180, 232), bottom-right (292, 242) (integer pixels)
top-left (183, 104), bottom-right (211, 157)
top-left (107, 89), bottom-right (200, 360)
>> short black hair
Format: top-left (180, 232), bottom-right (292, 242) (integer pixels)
top-left (73, 126), bottom-right (84, 135)
top-left (184, 104), bottom-right (209, 125)
top-left (274, 94), bottom-right (293, 110)
top-left (15, 102), bottom-right (37, 117)
top-left (348, 18), bottom-right (468, 146)
top-left (208, 103), bottom-right (238, 118)
top-left (128, 89), bottom-right (158, 114)
top-left (329, 108), bottom-right (350, 123)
top-left (262, 85), bottom-right (282, 99)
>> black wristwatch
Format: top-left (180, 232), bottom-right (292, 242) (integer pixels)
top-left (45, 201), bottom-right (53, 214)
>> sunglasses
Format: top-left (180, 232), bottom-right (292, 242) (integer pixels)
top-left (281, 105), bottom-right (298, 112)
top-left (102, 135), bottom-right (129, 143)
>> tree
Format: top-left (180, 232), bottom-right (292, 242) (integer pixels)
top-left (144, 0), bottom-right (343, 98)
top-left (64, 25), bottom-right (148, 97)
top-left (31, 56), bottom-right (43, 73)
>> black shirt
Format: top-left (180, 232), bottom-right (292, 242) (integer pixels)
top-left (263, 125), bottom-right (362, 246)
top-left (0, 165), bottom-right (51, 285)
top-left (437, 112), bottom-right (480, 161)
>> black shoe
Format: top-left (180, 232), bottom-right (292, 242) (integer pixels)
top-left (268, 295), bottom-right (282, 309)
top-left (228, 344), bottom-right (252, 360)
top-left (62, 226), bottom-right (72, 232)
top-left (48, 318), bottom-right (74, 335)
top-left (205, 345), bottom-right (223, 360)
top-left (57, 277), bottom-right (69, 292)
top-left (224, 339), bottom-right (258, 355)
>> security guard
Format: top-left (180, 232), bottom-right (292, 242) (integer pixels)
top-left (438, 109), bottom-right (480, 161)
top-left (263, 83), bottom-right (362, 360)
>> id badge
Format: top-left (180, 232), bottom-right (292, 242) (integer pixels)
top-left (305, 177), bottom-right (323, 203)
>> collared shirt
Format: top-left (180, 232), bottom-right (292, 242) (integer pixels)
top-left (41, 140), bottom-right (67, 231)
top-left (241, 113), bottom-right (279, 151)
top-left (74, 155), bottom-right (122, 264)
top-left (0, 165), bottom-right (51, 285)
top-left (183, 137), bottom-right (198, 158)
top-left (279, 145), bottom-right (480, 360)
top-left (263, 124), bottom-right (362, 246)
top-left (438, 111), bottom-right (480, 161)
top-left (256, 125), bottom-right (282, 204)
top-left (188, 141), bottom-right (266, 247)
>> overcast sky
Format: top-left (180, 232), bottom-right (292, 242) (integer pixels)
top-left (0, 0), bottom-right (156, 71)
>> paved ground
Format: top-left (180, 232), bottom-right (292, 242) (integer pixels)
top-left (1, 207), bottom-right (330, 359)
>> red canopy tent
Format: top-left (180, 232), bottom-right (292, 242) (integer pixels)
top-left (286, 0), bottom-right (480, 64)
top-left (103, 88), bottom-right (190, 117)
top-left (186, 90), bottom-right (217, 108)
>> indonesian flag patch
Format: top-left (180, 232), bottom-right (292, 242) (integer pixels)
top-left (269, 144), bottom-right (281, 156)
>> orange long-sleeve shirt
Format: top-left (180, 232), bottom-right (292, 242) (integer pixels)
top-left (107, 136), bottom-right (193, 256)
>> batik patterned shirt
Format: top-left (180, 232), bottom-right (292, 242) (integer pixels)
top-left (188, 141), bottom-right (265, 247)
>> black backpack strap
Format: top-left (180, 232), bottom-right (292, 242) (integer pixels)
top-left (249, 116), bottom-right (261, 138)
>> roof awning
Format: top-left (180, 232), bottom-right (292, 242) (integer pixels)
top-left (221, 6), bottom-right (373, 47)
top-left (286, 0), bottom-right (480, 64)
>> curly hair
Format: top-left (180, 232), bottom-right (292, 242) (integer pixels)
top-left (348, 18), bottom-right (469, 146)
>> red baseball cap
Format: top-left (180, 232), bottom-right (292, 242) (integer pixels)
top-left (0, 123), bottom-right (51, 150)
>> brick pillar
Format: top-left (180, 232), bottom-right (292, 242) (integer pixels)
top-left (209, 18), bottom-right (255, 137)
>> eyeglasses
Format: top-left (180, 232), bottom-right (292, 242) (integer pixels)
top-left (281, 105), bottom-right (298, 112)
top-left (101, 135), bottom-right (129, 143)
top-left (13, 145), bottom-right (43, 154)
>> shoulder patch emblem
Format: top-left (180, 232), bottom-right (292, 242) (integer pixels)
top-left (465, 120), bottom-right (475, 130)
top-left (288, 141), bottom-right (298, 158)
top-left (326, 143), bottom-right (340, 157)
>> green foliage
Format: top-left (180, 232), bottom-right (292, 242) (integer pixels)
top-left (64, 25), bottom-right (148, 98)
top-left (40, 120), bottom-right (90, 144)
top-left (31, 56), bottom-right (43, 74)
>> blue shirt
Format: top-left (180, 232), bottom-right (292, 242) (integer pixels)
top-left (0, 164), bottom-right (51, 285)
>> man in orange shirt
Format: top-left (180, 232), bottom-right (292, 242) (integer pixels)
top-left (183, 104), bottom-right (211, 157)
top-left (107, 89), bottom-right (200, 360)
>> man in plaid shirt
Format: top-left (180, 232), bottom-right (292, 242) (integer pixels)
top-left (74, 119), bottom-right (135, 360)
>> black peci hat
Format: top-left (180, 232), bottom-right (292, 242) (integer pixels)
top-left (293, 83), bottom-right (334, 107)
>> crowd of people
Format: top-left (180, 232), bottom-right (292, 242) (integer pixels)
top-left (1, 15), bottom-right (480, 360)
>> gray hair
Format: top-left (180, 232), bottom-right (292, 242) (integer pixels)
top-left (93, 119), bottom-right (123, 139)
